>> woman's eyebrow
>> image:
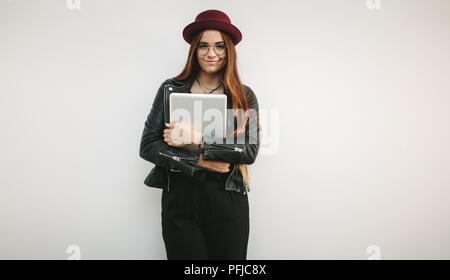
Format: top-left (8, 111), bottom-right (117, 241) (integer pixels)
top-left (199, 41), bottom-right (225, 44)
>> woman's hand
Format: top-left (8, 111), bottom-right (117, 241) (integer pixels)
top-left (163, 122), bottom-right (203, 147)
top-left (196, 153), bottom-right (230, 173)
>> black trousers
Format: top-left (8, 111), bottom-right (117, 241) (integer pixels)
top-left (161, 168), bottom-right (249, 260)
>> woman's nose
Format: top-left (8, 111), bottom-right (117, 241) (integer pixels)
top-left (207, 48), bottom-right (216, 57)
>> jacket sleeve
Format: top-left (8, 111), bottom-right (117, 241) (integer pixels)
top-left (201, 86), bottom-right (261, 164)
top-left (139, 79), bottom-right (201, 176)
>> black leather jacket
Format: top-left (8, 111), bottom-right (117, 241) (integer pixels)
top-left (139, 75), bottom-right (260, 194)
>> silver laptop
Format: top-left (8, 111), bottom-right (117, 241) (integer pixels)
top-left (169, 93), bottom-right (227, 147)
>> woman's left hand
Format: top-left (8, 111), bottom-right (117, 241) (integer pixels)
top-left (163, 122), bottom-right (202, 147)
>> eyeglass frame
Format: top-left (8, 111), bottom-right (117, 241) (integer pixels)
top-left (195, 42), bottom-right (227, 55)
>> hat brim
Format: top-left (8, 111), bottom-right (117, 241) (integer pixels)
top-left (182, 20), bottom-right (242, 46)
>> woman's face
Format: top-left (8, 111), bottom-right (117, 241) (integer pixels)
top-left (196, 29), bottom-right (227, 75)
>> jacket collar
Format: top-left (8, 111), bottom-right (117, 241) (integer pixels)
top-left (170, 74), bottom-right (229, 95)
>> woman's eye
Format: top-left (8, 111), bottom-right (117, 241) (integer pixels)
top-left (217, 45), bottom-right (226, 49)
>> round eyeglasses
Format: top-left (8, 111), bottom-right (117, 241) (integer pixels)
top-left (196, 43), bottom-right (227, 55)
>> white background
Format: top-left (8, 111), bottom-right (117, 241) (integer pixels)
top-left (1, 0), bottom-right (449, 259)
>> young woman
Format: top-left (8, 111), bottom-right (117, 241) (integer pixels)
top-left (139, 9), bottom-right (261, 260)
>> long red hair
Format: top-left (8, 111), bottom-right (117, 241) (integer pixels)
top-left (172, 30), bottom-right (251, 189)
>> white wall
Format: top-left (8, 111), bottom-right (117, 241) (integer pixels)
top-left (1, 0), bottom-right (450, 259)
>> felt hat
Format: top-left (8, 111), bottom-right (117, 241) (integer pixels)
top-left (182, 9), bottom-right (242, 45)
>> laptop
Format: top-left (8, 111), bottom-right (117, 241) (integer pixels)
top-left (169, 93), bottom-right (227, 149)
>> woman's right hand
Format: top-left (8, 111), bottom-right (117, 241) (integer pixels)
top-left (197, 153), bottom-right (230, 173)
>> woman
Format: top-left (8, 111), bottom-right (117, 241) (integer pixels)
top-left (139, 9), bottom-right (261, 260)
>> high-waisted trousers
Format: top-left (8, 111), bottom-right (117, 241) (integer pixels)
top-left (161, 168), bottom-right (249, 260)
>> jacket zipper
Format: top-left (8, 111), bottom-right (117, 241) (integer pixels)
top-left (204, 149), bottom-right (243, 154)
top-left (207, 144), bottom-right (244, 153)
top-left (225, 164), bottom-right (236, 189)
top-left (158, 151), bottom-right (199, 177)
top-left (159, 152), bottom-right (172, 192)
top-left (159, 151), bottom-right (199, 191)
top-left (203, 147), bottom-right (244, 159)
top-left (159, 151), bottom-right (198, 165)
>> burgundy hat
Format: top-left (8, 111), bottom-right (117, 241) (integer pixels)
top-left (182, 9), bottom-right (242, 46)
